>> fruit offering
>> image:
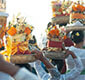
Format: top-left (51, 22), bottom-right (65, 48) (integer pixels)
top-left (70, 1), bottom-right (85, 25)
top-left (3, 14), bottom-right (34, 57)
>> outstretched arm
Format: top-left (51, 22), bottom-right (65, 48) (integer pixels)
top-left (32, 50), bottom-right (61, 80)
top-left (32, 50), bottom-right (55, 69)
top-left (64, 57), bottom-right (83, 80)
top-left (61, 50), bottom-right (84, 80)
top-left (33, 49), bottom-right (83, 80)
top-left (0, 54), bottom-right (38, 80)
top-left (34, 60), bottom-right (50, 80)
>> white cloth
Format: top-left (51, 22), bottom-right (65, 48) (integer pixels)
top-left (65, 46), bottom-right (85, 70)
top-left (0, 67), bottom-right (38, 80)
top-left (14, 68), bottom-right (38, 80)
top-left (67, 21), bottom-right (83, 27)
top-left (65, 46), bottom-right (85, 80)
top-left (34, 60), bottom-right (50, 80)
top-left (34, 58), bottom-right (83, 80)
top-left (29, 62), bottom-right (35, 67)
top-left (0, 72), bottom-right (14, 80)
top-left (62, 58), bottom-right (84, 80)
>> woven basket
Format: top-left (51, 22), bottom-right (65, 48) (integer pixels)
top-left (52, 16), bottom-right (69, 24)
top-left (10, 54), bottom-right (36, 64)
top-left (10, 50), bottom-right (65, 64)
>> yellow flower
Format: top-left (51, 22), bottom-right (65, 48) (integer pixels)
top-left (75, 32), bottom-right (80, 36)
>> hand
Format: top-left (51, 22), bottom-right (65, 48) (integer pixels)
top-left (31, 50), bottom-right (44, 61)
top-left (64, 49), bottom-right (77, 59)
top-left (42, 47), bottom-right (48, 51)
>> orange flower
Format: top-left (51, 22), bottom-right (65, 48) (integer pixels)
top-left (7, 27), bottom-right (17, 36)
top-left (49, 27), bottom-right (59, 36)
top-left (24, 27), bottom-right (31, 35)
top-left (76, 4), bottom-right (83, 11)
top-left (55, 28), bottom-right (59, 36)
top-left (52, 8), bottom-right (56, 12)
top-left (80, 5), bottom-right (85, 12)
top-left (72, 4), bottom-right (85, 12)
top-left (63, 35), bottom-right (67, 40)
top-left (49, 29), bottom-right (56, 36)
top-left (58, 8), bottom-right (63, 13)
top-left (72, 5), bottom-right (77, 11)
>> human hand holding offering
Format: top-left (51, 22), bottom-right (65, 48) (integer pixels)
top-left (31, 50), bottom-right (44, 61)
top-left (32, 50), bottom-right (55, 69)
top-left (64, 49), bottom-right (77, 59)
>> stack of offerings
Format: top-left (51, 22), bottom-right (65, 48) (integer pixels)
top-left (1, 14), bottom-right (35, 60)
top-left (0, 0), bottom-right (8, 49)
top-left (0, 12), bottom-right (8, 49)
top-left (66, 1), bottom-right (85, 31)
top-left (45, 25), bottom-right (67, 59)
top-left (51, 0), bottom-right (72, 24)
top-left (70, 1), bottom-right (85, 25)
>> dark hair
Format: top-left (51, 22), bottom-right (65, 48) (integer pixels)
top-left (47, 22), bottom-right (52, 29)
top-left (70, 30), bottom-right (84, 44)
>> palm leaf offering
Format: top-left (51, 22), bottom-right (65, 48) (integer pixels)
top-left (0, 14), bottom-right (36, 62)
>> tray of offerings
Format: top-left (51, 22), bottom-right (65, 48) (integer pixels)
top-left (51, 0), bottom-right (72, 24)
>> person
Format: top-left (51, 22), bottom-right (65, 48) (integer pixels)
top-left (32, 49), bottom-right (84, 80)
top-left (70, 30), bottom-right (84, 48)
top-left (65, 30), bottom-right (85, 69)
top-left (45, 23), bottom-right (67, 74)
top-left (65, 30), bottom-right (85, 80)
top-left (0, 54), bottom-right (38, 80)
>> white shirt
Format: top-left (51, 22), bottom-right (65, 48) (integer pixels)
top-left (34, 60), bottom-right (50, 80)
top-left (34, 58), bottom-right (83, 80)
top-left (65, 46), bottom-right (85, 70)
top-left (65, 46), bottom-right (85, 80)
top-left (14, 68), bottom-right (38, 80)
top-left (0, 72), bottom-right (14, 80)
top-left (0, 68), bottom-right (38, 80)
